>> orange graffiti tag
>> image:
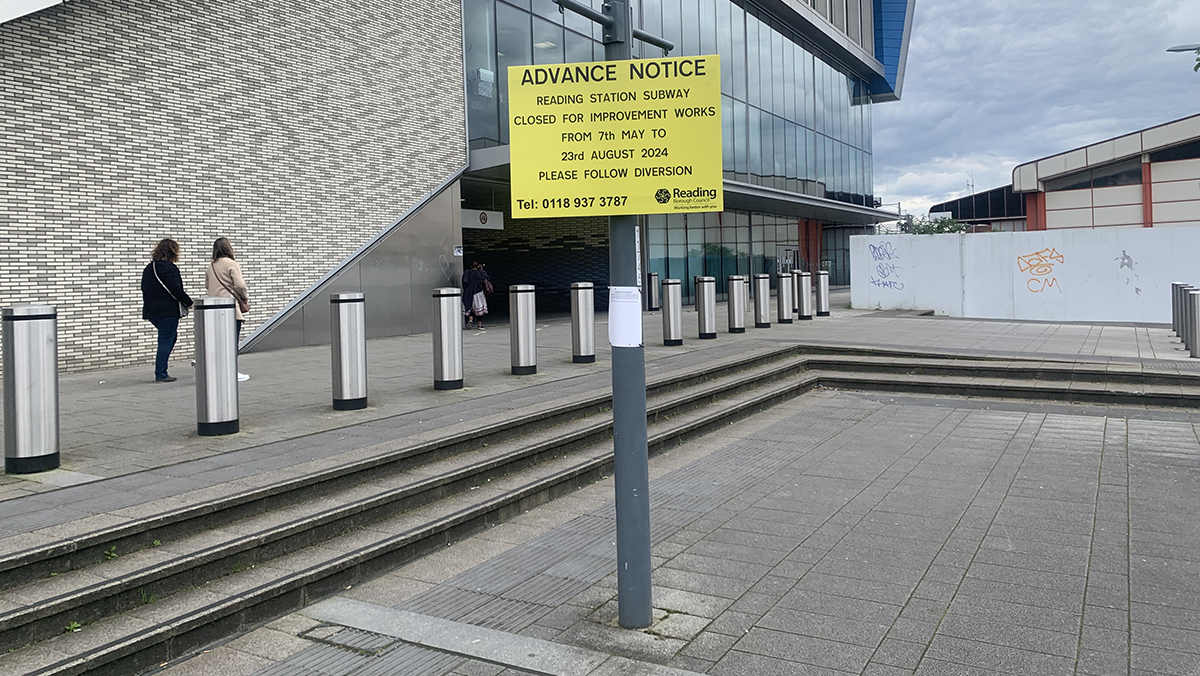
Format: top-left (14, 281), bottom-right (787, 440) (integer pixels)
top-left (1018, 248), bottom-right (1063, 293)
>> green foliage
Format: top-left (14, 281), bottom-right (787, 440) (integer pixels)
top-left (64, 621), bottom-right (81, 633)
top-left (899, 215), bottom-right (970, 234)
top-left (103, 546), bottom-right (118, 561)
top-left (1194, 47), bottom-right (1200, 73)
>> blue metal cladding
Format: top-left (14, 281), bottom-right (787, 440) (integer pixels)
top-left (872, 0), bottom-right (912, 98)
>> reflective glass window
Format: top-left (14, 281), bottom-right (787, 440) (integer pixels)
top-left (734, 100), bottom-right (748, 178)
top-left (800, 49), bottom-right (814, 130)
top-left (661, 0), bottom-right (682, 59)
top-left (699, 0), bottom-right (717, 56)
top-left (531, 0), bottom-right (560, 21)
top-left (1091, 158), bottom-right (1142, 188)
top-left (730, 2), bottom-right (746, 101)
top-left (746, 15), bottom-right (761, 108)
top-left (564, 29), bottom-right (593, 64)
top-left (716, 0), bottom-right (734, 95)
top-left (532, 17), bottom-right (564, 64)
top-left (642, 0), bottom-right (662, 49)
top-left (760, 109), bottom-right (774, 182)
top-left (748, 106), bottom-right (762, 180)
top-left (759, 18), bottom-right (774, 113)
top-left (782, 37), bottom-right (795, 123)
top-left (679, 0), bottom-right (699, 56)
top-left (722, 95), bottom-right (735, 176)
top-left (785, 122), bottom-right (798, 185)
top-left (771, 30), bottom-right (784, 118)
top-left (500, 0), bottom-right (530, 10)
top-left (465, 0), bottom-right (499, 147)
top-left (774, 114), bottom-right (787, 185)
top-left (496, 3), bottom-right (532, 144)
top-left (563, 0), bottom-right (593, 36)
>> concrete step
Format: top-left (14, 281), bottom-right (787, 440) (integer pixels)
top-left (805, 353), bottom-right (1200, 388)
top-left (0, 350), bottom-right (816, 674)
top-left (812, 367), bottom-right (1200, 407)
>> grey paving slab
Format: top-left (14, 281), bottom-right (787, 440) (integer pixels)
top-left (139, 322), bottom-right (1200, 676)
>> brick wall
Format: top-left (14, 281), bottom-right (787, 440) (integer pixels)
top-left (0, 0), bottom-right (466, 373)
top-left (463, 214), bottom-right (610, 315)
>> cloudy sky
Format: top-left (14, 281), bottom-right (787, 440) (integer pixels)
top-left (872, 0), bottom-right (1200, 216)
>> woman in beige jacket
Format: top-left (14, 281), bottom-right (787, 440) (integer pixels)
top-left (206, 237), bottom-right (251, 380)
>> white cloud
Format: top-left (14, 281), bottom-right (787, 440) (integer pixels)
top-left (874, 0), bottom-right (1200, 215)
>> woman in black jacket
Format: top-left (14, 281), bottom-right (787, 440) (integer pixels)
top-left (140, 238), bottom-right (193, 382)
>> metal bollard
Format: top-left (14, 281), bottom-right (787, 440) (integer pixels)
top-left (331, 293), bottom-right (368, 408)
top-left (1182, 285), bottom-right (1192, 351)
top-left (777, 273), bottom-right (793, 324)
top-left (662, 279), bottom-right (683, 346)
top-left (799, 272), bottom-right (813, 320)
top-left (571, 282), bottom-right (595, 363)
top-left (791, 271), bottom-right (801, 314)
top-left (696, 276), bottom-right (717, 339)
top-left (510, 284), bottom-right (537, 375)
top-left (752, 274), bottom-right (771, 328)
top-left (432, 288), bottom-right (464, 390)
top-left (3, 305), bottom-right (59, 473)
top-left (1172, 282), bottom-right (1182, 338)
top-left (646, 272), bottom-right (660, 311)
top-left (1190, 290), bottom-right (1200, 358)
top-left (1185, 286), bottom-right (1196, 353)
top-left (727, 275), bottom-right (747, 333)
top-left (816, 270), bottom-right (831, 316)
top-left (195, 297), bottom-right (239, 436)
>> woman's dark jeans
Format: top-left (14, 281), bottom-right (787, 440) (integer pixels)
top-left (148, 316), bottom-right (179, 380)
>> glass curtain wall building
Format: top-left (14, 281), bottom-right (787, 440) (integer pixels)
top-left (463, 0), bottom-right (912, 295)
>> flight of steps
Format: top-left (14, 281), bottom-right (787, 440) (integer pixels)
top-left (1, 345), bottom-right (1196, 676)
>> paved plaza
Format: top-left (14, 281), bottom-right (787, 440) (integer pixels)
top-left (156, 387), bottom-right (1200, 676)
top-left (2, 295), bottom-right (1198, 676)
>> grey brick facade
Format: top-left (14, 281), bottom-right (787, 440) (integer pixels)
top-left (0, 0), bottom-right (466, 372)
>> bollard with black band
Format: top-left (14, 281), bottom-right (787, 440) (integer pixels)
top-left (3, 305), bottom-right (60, 473)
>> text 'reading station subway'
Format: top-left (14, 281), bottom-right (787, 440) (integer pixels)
top-left (508, 55), bottom-right (723, 218)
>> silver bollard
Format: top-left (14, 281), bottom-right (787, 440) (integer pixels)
top-left (3, 305), bottom-right (59, 474)
top-left (510, 284), bottom-right (537, 375)
top-left (662, 279), bottom-right (683, 346)
top-left (753, 274), bottom-right (771, 328)
top-left (646, 272), bottom-right (660, 311)
top-left (1185, 286), bottom-right (1195, 353)
top-left (1190, 290), bottom-right (1200, 358)
top-left (432, 288), bottom-right (464, 390)
top-left (791, 271), bottom-right (801, 314)
top-left (330, 293), bottom-right (368, 409)
top-left (195, 297), bottom-right (239, 436)
top-left (777, 273), bottom-right (793, 324)
top-left (696, 276), bottom-right (717, 339)
top-left (816, 270), bottom-right (831, 317)
top-left (727, 275), bottom-right (747, 333)
top-left (1172, 282), bottom-right (1182, 338)
top-left (571, 282), bottom-right (595, 364)
top-left (799, 272), bottom-right (814, 320)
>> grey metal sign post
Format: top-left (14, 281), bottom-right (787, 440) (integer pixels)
top-left (554, 0), bottom-right (673, 629)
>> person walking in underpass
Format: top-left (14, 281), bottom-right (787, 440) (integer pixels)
top-left (461, 260), bottom-right (491, 330)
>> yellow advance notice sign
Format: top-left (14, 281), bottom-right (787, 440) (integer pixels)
top-left (508, 55), bottom-right (722, 218)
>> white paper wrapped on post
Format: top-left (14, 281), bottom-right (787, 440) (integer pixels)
top-left (608, 286), bottom-right (643, 348)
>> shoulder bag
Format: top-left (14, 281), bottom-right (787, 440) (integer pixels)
top-left (212, 262), bottom-right (250, 314)
top-left (152, 261), bottom-right (189, 318)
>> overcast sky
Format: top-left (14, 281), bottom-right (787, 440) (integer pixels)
top-left (872, 0), bottom-right (1200, 216)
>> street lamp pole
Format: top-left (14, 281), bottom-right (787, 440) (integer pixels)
top-left (553, 0), bottom-right (674, 630)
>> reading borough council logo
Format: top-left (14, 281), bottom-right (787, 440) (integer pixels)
top-left (654, 189), bottom-right (671, 204)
